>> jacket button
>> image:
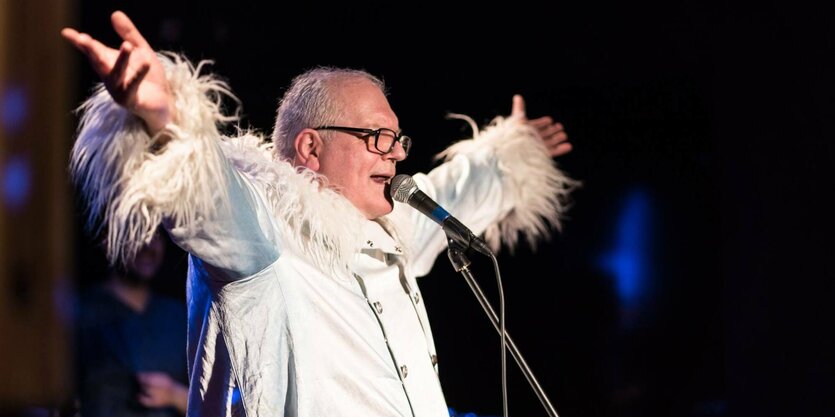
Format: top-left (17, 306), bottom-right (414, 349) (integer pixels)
top-left (431, 355), bottom-right (438, 365)
top-left (374, 301), bottom-right (383, 314)
top-left (413, 292), bottom-right (420, 304)
top-left (400, 365), bottom-right (408, 379)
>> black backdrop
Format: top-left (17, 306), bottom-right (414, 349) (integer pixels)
top-left (67, 2), bottom-right (834, 417)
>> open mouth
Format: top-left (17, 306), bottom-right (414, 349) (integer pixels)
top-left (371, 175), bottom-right (393, 184)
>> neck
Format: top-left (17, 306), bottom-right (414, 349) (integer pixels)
top-left (105, 275), bottom-right (151, 313)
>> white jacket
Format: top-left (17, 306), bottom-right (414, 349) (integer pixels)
top-left (70, 53), bottom-right (576, 417)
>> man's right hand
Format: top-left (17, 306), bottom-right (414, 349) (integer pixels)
top-left (61, 11), bottom-right (176, 134)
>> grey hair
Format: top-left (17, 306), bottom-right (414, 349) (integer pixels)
top-left (271, 67), bottom-right (386, 161)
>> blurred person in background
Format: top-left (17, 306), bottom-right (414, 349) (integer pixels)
top-left (76, 230), bottom-right (188, 417)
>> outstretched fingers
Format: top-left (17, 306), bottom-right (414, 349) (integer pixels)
top-left (108, 41), bottom-right (134, 87)
top-left (111, 11), bottom-right (152, 49)
top-left (528, 116), bottom-right (572, 157)
top-left (61, 11), bottom-right (175, 133)
top-left (61, 29), bottom-right (117, 79)
top-left (537, 120), bottom-right (566, 140)
top-left (510, 94), bottom-right (527, 120)
top-left (123, 62), bottom-right (152, 109)
top-left (505, 94), bottom-right (574, 158)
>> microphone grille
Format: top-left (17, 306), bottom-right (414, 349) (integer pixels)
top-left (390, 174), bottom-right (417, 203)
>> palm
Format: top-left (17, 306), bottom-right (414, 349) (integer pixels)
top-left (62, 11), bottom-right (174, 133)
top-left (510, 94), bottom-right (572, 158)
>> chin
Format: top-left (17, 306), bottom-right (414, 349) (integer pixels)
top-left (365, 201), bottom-right (394, 220)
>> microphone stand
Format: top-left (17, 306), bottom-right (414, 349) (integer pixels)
top-left (446, 239), bottom-right (560, 417)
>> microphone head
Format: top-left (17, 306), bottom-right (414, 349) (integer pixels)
top-left (390, 174), bottom-right (417, 203)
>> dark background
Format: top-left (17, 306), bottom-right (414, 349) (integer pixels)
top-left (66, 2), bottom-right (834, 417)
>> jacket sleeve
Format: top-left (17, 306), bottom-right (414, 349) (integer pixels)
top-left (393, 115), bottom-right (579, 277)
top-left (70, 53), bottom-right (278, 279)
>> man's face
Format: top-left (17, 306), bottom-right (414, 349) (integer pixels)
top-left (316, 78), bottom-right (406, 219)
top-left (127, 232), bottom-right (165, 281)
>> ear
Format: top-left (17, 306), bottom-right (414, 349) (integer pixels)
top-left (292, 128), bottom-right (324, 171)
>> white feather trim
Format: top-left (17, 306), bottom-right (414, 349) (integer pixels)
top-left (218, 134), bottom-right (366, 279)
top-left (71, 52), bottom-right (369, 277)
top-left (70, 53), bottom-right (235, 265)
top-left (437, 115), bottom-right (580, 253)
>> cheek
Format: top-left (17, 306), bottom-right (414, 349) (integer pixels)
top-left (322, 162), bottom-right (361, 192)
top-left (321, 150), bottom-right (377, 193)
top-left (344, 157), bottom-right (374, 182)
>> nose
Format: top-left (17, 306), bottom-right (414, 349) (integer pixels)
top-left (386, 141), bottom-right (407, 161)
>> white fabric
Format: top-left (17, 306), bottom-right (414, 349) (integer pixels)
top-left (70, 54), bottom-right (576, 417)
top-left (177, 141), bottom-right (526, 417)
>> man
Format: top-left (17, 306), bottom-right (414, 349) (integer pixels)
top-left (63, 10), bottom-right (576, 417)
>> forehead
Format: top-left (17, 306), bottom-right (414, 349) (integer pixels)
top-left (333, 78), bottom-right (399, 129)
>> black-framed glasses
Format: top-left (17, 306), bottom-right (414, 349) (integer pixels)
top-left (315, 126), bottom-right (412, 157)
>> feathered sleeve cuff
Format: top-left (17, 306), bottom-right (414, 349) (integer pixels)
top-left (436, 115), bottom-right (580, 253)
top-left (70, 53), bottom-right (235, 266)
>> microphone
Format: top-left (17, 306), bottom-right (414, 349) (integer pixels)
top-left (390, 174), bottom-right (492, 256)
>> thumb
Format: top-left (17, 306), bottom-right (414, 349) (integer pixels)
top-left (511, 94), bottom-right (526, 119)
